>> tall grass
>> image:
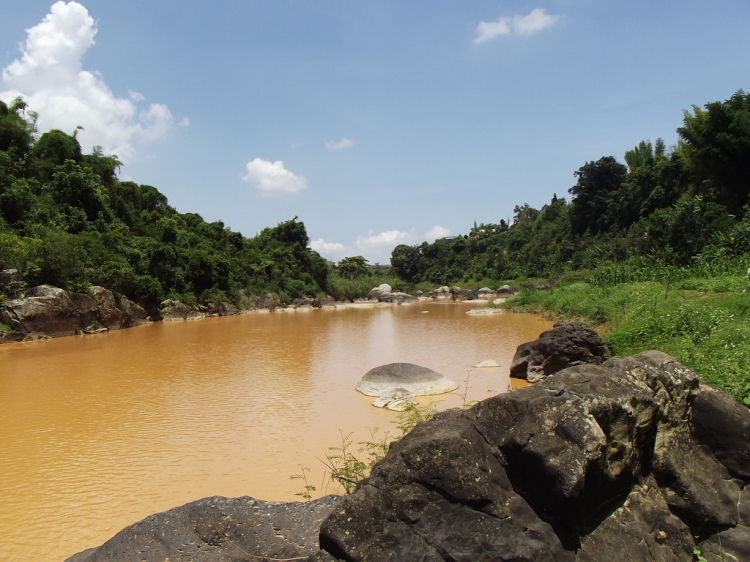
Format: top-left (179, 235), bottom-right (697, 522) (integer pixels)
top-left (501, 275), bottom-right (750, 406)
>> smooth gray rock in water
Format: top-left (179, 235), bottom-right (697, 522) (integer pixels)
top-left (65, 495), bottom-right (343, 562)
top-left (369, 284), bottom-right (392, 299)
top-left (371, 388), bottom-right (416, 411)
top-left (355, 363), bottom-right (458, 397)
top-left (473, 359), bottom-right (500, 367)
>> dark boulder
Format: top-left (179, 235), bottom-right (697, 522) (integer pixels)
top-left (314, 351), bottom-right (750, 561)
top-left (65, 495), bottom-right (342, 562)
top-left (510, 321), bottom-right (611, 382)
top-left (451, 286), bottom-right (478, 301)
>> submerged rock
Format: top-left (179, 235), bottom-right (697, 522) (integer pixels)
top-left (371, 388), bottom-right (416, 411)
top-left (473, 359), bottom-right (500, 368)
top-left (510, 320), bottom-right (611, 382)
top-left (355, 362), bottom-right (458, 397)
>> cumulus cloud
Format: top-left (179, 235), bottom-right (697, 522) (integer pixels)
top-left (474, 8), bottom-right (559, 43)
top-left (311, 226), bottom-right (451, 264)
top-left (0, 1), bottom-right (177, 163)
top-left (242, 158), bottom-right (308, 196)
top-left (325, 137), bottom-right (355, 150)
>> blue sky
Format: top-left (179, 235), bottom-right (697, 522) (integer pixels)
top-left (1, 1), bottom-right (748, 264)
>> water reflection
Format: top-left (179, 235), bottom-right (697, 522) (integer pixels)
top-left (0, 302), bottom-right (551, 561)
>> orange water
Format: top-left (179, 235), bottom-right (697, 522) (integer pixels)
top-left (0, 302), bottom-right (551, 561)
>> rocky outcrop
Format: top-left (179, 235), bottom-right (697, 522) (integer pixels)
top-left (246, 293), bottom-right (280, 310)
top-left (90, 286), bottom-right (148, 329)
top-left (510, 320), bottom-right (611, 382)
top-left (356, 362), bottom-right (459, 399)
top-left (377, 291), bottom-right (416, 303)
top-left (158, 299), bottom-right (193, 321)
top-left (451, 285), bottom-right (478, 300)
top-left (369, 284), bottom-right (392, 299)
top-left (1, 284), bottom-right (147, 341)
top-left (0, 268), bottom-right (25, 297)
top-left (65, 495), bottom-right (343, 562)
top-left (314, 351), bottom-right (750, 561)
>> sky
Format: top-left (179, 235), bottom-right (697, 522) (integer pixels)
top-left (1, 1), bottom-right (748, 265)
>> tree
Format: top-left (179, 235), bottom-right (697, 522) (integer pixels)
top-left (337, 256), bottom-right (369, 279)
top-left (568, 156), bottom-right (628, 235)
top-left (678, 90), bottom-right (750, 211)
top-left (390, 244), bottom-right (424, 282)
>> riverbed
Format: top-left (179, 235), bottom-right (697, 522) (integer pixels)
top-left (0, 301), bottom-right (551, 561)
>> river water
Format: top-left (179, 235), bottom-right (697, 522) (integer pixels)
top-left (0, 301), bottom-right (551, 561)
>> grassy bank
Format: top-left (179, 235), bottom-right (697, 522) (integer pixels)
top-left (500, 266), bottom-right (750, 406)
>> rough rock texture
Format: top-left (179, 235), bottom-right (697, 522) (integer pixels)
top-left (377, 291), bottom-right (416, 303)
top-left (371, 388), bottom-right (416, 411)
top-left (0, 268), bottom-right (25, 297)
top-left (314, 352), bottom-right (750, 561)
top-left (200, 302), bottom-right (240, 317)
top-left (159, 299), bottom-right (191, 321)
top-left (66, 495), bottom-right (342, 562)
top-left (246, 293), bottom-right (280, 310)
top-left (369, 284), bottom-right (392, 299)
top-left (356, 362), bottom-right (458, 397)
top-left (510, 320), bottom-right (611, 382)
top-left (451, 286), bottom-right (478, 301)
top-left (1, 284), bottom-right (148, 343)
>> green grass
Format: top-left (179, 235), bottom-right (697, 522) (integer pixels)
top-left (501, 276), bottom-right (750, 406)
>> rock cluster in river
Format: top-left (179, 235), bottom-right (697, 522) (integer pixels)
top-left (69, 350), bottom-right (750, 561)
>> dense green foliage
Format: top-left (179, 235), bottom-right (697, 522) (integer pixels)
top-left (0, 98), bottom-right (329, 311)
top-left (390, 91), bottom-right (750, 284)
top-left (500, 264), bottom-right (750, 406)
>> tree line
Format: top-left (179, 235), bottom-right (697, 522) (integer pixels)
top-left (0, 98), bottom-right (328, 312)
top-left (390, 90), bottom-right (750, 284)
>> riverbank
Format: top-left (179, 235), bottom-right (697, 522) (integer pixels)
top-left (500, 276), bottom-right (750, 406)
top-left (0, 276), bottom-right (514, 344)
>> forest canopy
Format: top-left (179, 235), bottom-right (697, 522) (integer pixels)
top-left (390, 90), bottom-right (750, 284)
top-left (0, 98), bottom-right (329, 311)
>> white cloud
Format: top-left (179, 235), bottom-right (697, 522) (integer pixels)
top-left (325, 137), bottom-right (355, 150)
top-left (309, 239), bottom-right (347, 261)
top-left (0, 1), bottom-right (177, 163)
top-left (242, 158), bottom-right (308, 196)
top-left (311, 226), bottom-right (451, 264)
top-left (424, 225), bottom-right (451, 240)
top-left (474, 8), bottom-right (559, 43)
top-left (513, 8), bottom-right (560, 35)
top-left (474, 18), bottom-right (512, 44)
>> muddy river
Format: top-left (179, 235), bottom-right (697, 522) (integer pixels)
top-left (0, 301), bottom-right (551, 560)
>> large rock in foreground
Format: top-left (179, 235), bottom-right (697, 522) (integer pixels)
top-left (510, 320), bottom-right (611, 382)
top-left (355, 362), bottom-right (458, 397)
top-left (66, 495), bottom-right (342, 562)
top-left (315, 352), bottom-right (750, 561)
